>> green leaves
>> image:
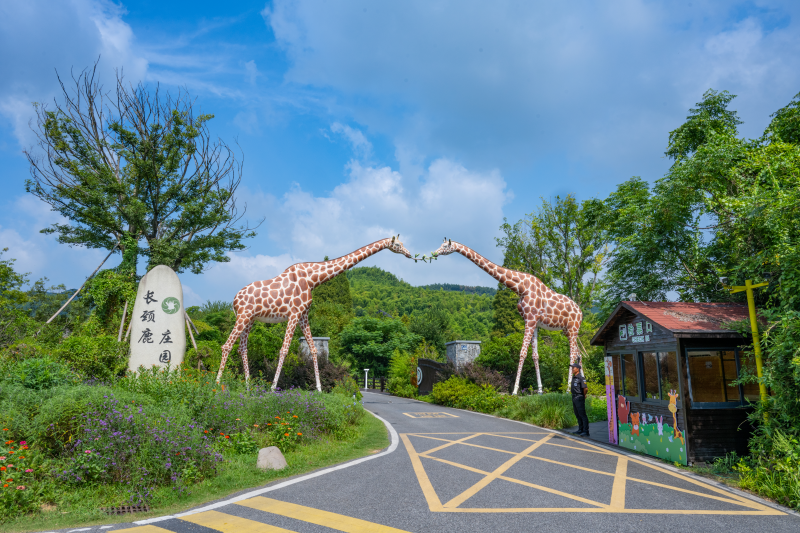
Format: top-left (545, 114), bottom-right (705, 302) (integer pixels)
top-left (25, 65), bottom-right (257, 275)
top-left (496, 194), bottom-right (609, 310)
top-left (666, 89), bottom-right (743, 162)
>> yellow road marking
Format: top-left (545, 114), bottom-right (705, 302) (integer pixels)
top-left (403, 412), bottom-right (459, 418)
top-left (625, 477), bottom-right (763, 509)
top-left (433, 508), bottom-right (785, 515)
top-left (118, 526), bottom-right (173, 533)
top-left (417, 432), bottom-right (484, 456)
top-left (180, 510), bottom-right (296, 532)
top-left (237, 496), bottom-right (411, 532)
top-left (413, 433), bottom-right (546, 456)
top-left (443, 434), bottom-right (554, 508)
top-left (402, 432), bottom-right (782, 515)
top-left (420, 453), bottom-right (609, 508)
top-left (542, 441), bottom-right (616, 455)
top-left (609, 457), bottom-right (628, 509)
top-left (401, 433), bottom-right (444, 512)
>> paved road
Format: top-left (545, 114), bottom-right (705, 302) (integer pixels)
top-left (49, 392), bottom-right (798, 533)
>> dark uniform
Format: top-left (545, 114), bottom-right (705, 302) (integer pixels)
top-left (571, 372), bottom-right (590, 435)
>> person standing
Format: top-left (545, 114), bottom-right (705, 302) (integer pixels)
top-left (570, 363), bottom-right (590, 437)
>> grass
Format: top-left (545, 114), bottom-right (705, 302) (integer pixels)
top-left (0, 411), bottom-right (388, 533)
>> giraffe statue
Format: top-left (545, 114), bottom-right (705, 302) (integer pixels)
top-left (217, 237), bottom-right (412, 391)
top-left (431, 238), bottom-right (583, 395)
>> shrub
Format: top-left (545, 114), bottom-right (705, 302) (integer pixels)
top-left (185, 340), bottom-right (223, 372)
top-left (58, 393), bottom-right (222, 502)
top-left (0, 438), bottom-right (49, 520)
top-left (331, 375), bottom-right (362, 402)
top-left (53, 335), bottom-right (128, 381)
top-left (2, 356), bottom-right (76, 390)
top-left (387, 348), bottom-right (417, 397)
top-left (444, 362), bottom-right (510, 393)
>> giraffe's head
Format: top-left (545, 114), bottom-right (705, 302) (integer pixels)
top-left (386, 235), bottom-right (412, 258)
top-left (431, 238), bottom-right (457, 258)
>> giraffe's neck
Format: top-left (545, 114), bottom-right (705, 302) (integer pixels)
top-left (452, 242), bottom-right (519, 292)
top-left (310, 239), bottom-right (390, 288)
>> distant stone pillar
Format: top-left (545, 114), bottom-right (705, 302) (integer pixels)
top-left (128, 265), bottom-right (186, 372)
top-left (299, 337), bottom-right (330, 362)
top-left (445, 340), bottom-right (482, 369)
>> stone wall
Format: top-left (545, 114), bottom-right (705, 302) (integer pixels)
top-left (299, 337), bottom-right (330, 362)
top-left (445, 340), bottom-right (481, 369)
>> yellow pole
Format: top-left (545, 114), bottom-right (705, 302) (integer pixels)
top-left (743, 280), bottom-right (769, 404)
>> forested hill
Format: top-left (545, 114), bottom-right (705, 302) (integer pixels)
top-left (420, 283), bottom-right (496, 296)
top-left (345, 266), bottom-right (494, 341)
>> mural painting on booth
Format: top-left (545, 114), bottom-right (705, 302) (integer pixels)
top-left (617, 396), bottom-right (687, 465)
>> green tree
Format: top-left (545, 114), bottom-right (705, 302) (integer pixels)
top-left (490, 286), bottom-right (523, 337)
top-left (338, 316), bottom-right (422, 375)
top-left (496, 195), bottom-right (608, 311)
top-left (408, 306), bottom-right (451, 354)
top-left (25, 63), bottom-right (258, 275)
top-left (0, 248), bottom-right (29, 307)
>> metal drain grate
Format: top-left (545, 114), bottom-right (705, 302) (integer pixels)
top-left (101, 505), bottom-right (151, 515)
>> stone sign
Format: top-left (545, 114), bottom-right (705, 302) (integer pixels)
top-left (128, 265), bottom-right (186, 372)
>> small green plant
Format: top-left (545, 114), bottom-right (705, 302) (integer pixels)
top-left (223, 431), bottom-right (259, 455)
top-left (331, 375), bottom-right (362, 401)
top-left (2, 356), bottom-right (76, 390)
top-left (266, 414), bottom-right (302, 453)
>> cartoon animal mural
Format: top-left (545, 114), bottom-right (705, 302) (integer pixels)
top-left (655, 415), bottom-right (664, 436)
top-left (630, 412), bottom-right (641, 436)
top-left (667, 389), bottom-right (685, 445)
top-left (217, 237), bottom-right (412, 390)
top-left (617, 394), bottom-right (631, 424)
top-left (431, 239), bottom-right (583, 395)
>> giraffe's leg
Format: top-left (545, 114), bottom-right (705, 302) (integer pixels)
top-left (216, 313), bottom-right (250, 383)
top-left (272, 314), bottom-right (299, 391)
top-left (531, 325), bottom-right (543, 394)
top-left (566, 327), bottom-right (581, 389)
top-left (300, 313), bottom-right (321, 392)
top-left (512, 324), bottom-right (535, 395)
top-left (237, 320), bottom-right (254, 390)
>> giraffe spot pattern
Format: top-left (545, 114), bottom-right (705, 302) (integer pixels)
top-left (216, 237), bottom-right (413, 389)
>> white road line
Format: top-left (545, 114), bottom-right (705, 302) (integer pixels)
top-left (134, 400), bottom-right (398, 525)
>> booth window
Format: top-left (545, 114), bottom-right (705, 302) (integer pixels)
top-left (621, 353), bottom-right (638, 398)
top-left (686, 349), bottom-right (753, 407)
top-left (642, 351), bottom-right (678, 402)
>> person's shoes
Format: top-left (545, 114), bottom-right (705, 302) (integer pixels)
top-left (579, 432), bottom-right (590, 437)
top-left (570, 431), bottom-right (582, 435)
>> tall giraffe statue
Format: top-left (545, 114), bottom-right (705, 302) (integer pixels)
top-left (432, 238), bottom-right (583, 395)
top-left (217, 237), bottom-right (412, 391)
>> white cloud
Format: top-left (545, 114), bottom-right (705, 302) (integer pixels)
top-left (331, 123), bottom-right (373, 160)
top-left (0, 0), bottom-right (148, 148)
top-left (245, 60), bottom-right (259, 86)
top-left (264, 0), bottom-right (800, 180)
top-left (180, 148), bottom-right (513, 301)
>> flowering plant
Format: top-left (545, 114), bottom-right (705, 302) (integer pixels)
top-left (0, 436), bottom-right (47, 519)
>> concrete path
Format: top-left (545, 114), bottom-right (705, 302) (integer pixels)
top-left (45, 392), bottom-right (799, 533)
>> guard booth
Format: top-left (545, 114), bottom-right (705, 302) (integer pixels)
top-left (591, 301), bottom-right (760, 465)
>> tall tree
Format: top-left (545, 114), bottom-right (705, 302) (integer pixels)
top-left (25, 63), bottom-right (258, 275)
top-left (496, 195), bottom-right (609, 311)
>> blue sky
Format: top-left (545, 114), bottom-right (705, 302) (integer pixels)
top-left (1, 0), bottom-right (799, 305)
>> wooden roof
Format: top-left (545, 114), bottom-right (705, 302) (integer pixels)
top-left (591, 301), bottom-right (751, 345)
